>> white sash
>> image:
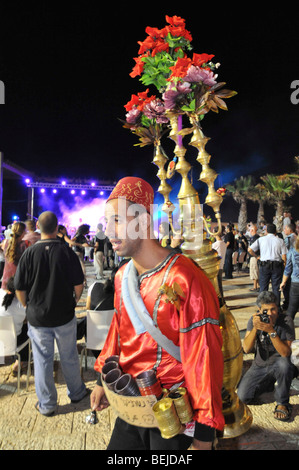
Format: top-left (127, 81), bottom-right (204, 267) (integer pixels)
top-left (121, 260), bottom-right (181, 362)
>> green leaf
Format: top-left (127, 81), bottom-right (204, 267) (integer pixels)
top-left (189, 99), bottom-right (196, 111)
top-left (181, 105), bottom-right (192, 112)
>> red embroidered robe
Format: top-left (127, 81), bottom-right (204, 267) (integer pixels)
top-left (94, 252), bottom-right (225, 431)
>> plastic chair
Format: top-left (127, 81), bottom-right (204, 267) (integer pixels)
top-left (80, 309), bottom-right (114, 374)
top-left (0, 315), bottom-right (32, 394)
top-left (237, 251), bottom-right (246, 271)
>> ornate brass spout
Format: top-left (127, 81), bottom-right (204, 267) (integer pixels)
top-left (166, 112), bottom-right (207, 266)
top-left (162, 113), bottom-right (252, 438)
top-left (152, 143), bottom-right (175, 225)
top-left (189, 117), bottom-right (223, 236)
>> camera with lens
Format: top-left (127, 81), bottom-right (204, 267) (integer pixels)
top-left (258, 310), bottom-right (270, 323)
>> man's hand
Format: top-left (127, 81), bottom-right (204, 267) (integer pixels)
top-left (252, 312), bottom-right (275, 335)
top-left (188, 439), bottom-right (212, 450)
top-left (90, 385), bottom-right (110, 411)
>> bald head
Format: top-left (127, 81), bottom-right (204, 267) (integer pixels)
top-left (250, 224), bottom-right (258, 235)
top-left (38, 211), bottom-right (58, 235)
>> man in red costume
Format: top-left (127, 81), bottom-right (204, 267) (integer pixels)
top-left (90, 176), bottom-right (224, 450)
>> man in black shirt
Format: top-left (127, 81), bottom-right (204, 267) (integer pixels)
top-left (237, 291), bottom-right (296, 422)
top-left (94, 223), bottom-right (107, 279)
top-left (15, 211), bottom-right (88, 416)
top-left (224, 224), bottom-right (235, 279)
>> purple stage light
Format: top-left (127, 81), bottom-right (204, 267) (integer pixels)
top-left (71, 190), bottom-right (75, 194)
top-left (100, 191), bottom-right (104, 196)
top-left (81, 190), bottom-right (86, 195)
top-left (25, 178), bottom-right (31, 184)
top-left (53, 189), bottom-right (57, 194)
top-left (61, 180), bottom-right (66, 186)
top-left (91, 182), bottom-right (95, 187)
top-left (40, 188), bottom-right (45, 193)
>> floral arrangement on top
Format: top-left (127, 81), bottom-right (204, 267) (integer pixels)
top-left (122, 15), bottom-right (237, 147)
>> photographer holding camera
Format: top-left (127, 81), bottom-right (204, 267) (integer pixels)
top-left (237, 291), bottom-right (296, 422)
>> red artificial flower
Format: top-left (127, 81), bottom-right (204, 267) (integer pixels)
top-left (160, 26), bottom-right (170, 39)
top-left (124, 89), bottom-right (156, 112)
top-left (130, 54), bottom-right (148, 78)
top-left (168, 56), bottom-right (192, 80)
top-left (165, 15), bottom-right (186, 28)
top-left (164, 16), bottom-right (192, 42)
top-left (192, 53), bottom-right (215, 67)
top-left (135, 16), bottom-right (192, 60)
top-left (151, 38), bottom-right (169, 56)
top-left (145, 26), bottom-right (163, 39)
top-left (138, 26), bottom-right (170, 57)
top-left (138, 35), bottom-right (157, 55)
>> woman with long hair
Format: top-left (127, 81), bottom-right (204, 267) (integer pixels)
top-left (72, 224), bottom-right (90, 288)
top-left (1, 222), bottom-right (29, 289)
top-left (0, 276), bottom-right (28, 374)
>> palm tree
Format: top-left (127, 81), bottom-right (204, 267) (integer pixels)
top-left (261, 174), bottom-right (297, 232)
top-left (247, 183), bottom-right (271, 226)
top-left (278, 156), bottom-right (299, 186)
top-left (226, 175), bottom-right (255, 232)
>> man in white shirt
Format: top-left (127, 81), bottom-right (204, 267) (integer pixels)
top-left (212, 228), bottom-right (227, 297)
top-left (248, 223), bottom-right (287, 304)
top-left (248, 225), bottom-right (260, 292)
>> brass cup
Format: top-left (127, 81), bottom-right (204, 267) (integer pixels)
top-left (169, 388), bottom-right (193, 425)
top-left (152, 397), bottom-right (181, 439)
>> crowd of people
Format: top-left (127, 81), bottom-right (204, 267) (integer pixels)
top-left (208, 213), bottom-right (299, 424)
top-left (0, 187), bottom-right (298, 449)
top-left (208, 215), bottom-right (299, 316)
top-left (0, 217), bottom-right (117, 390)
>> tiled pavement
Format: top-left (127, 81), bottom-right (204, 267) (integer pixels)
top-left (0, 263), bottom-right (298, 450)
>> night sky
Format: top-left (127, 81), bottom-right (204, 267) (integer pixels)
top-left (0, 4), bottom-right (298, 224)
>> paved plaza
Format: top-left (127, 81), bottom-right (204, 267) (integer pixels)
top-left (0, 263), bottom-right (298, 451)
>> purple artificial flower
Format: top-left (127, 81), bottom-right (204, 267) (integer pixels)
top-left (143, 99), bottom-right (169, 124)
top-left (126, 107), bottom-right (141, 125)
top-left (162, 82), bottom-right (191, 110)
top-left (184, 66), bottom-right (217, 86)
